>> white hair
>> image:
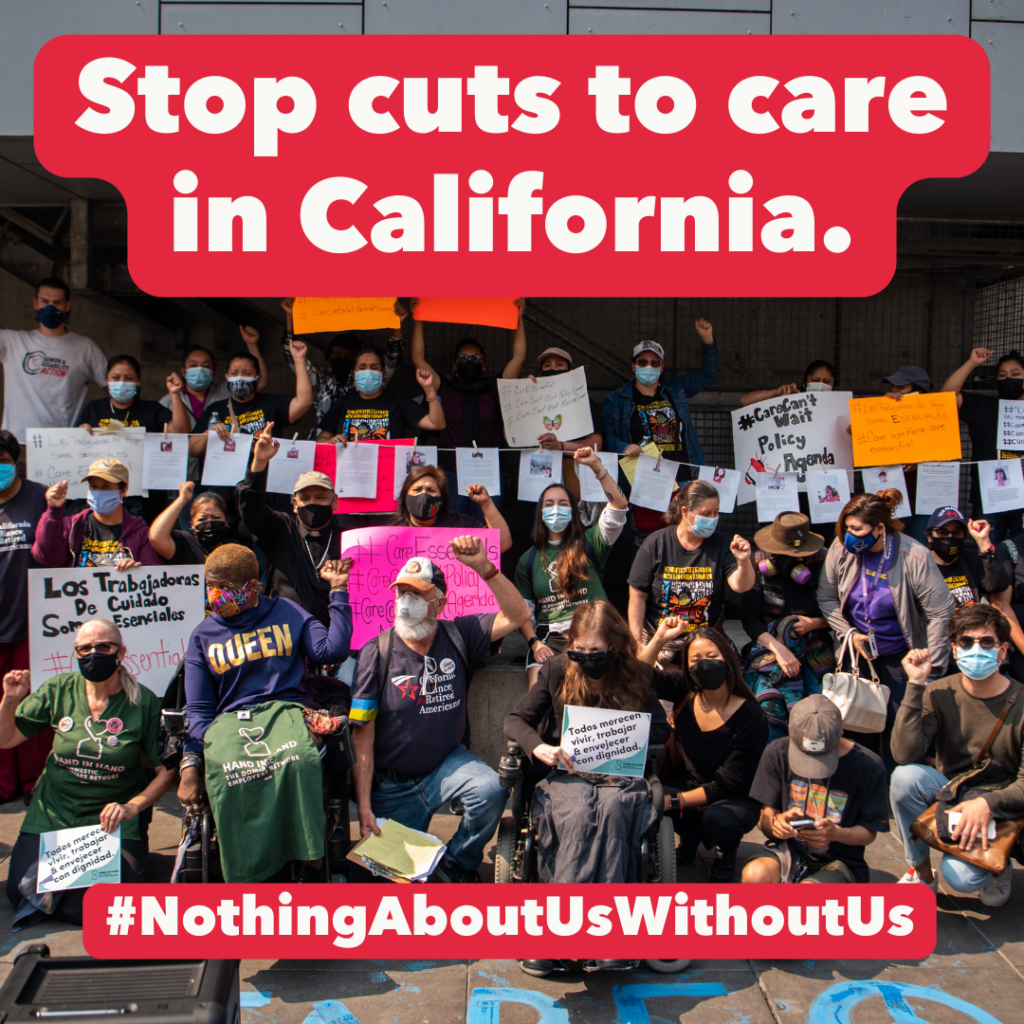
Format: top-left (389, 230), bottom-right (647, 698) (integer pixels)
top-left (74, 618), bottom-right (141, 705)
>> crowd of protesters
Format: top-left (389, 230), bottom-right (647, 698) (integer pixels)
top-left (0, 278), bottom-right (1022, 956)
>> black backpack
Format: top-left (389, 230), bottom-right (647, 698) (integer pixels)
top-left (375, 621), bottom-right (470, 691)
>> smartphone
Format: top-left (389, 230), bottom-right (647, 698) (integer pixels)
top-left (788, 819), bottom-right (817, 830)
top-left (862, 633), bottom-right (878, 659)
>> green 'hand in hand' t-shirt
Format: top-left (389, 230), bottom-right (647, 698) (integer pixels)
top-left (16, 674), bottom-right (162, 842)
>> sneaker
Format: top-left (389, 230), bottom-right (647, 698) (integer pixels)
top-left (433, 861), bottom-right (481, 884)
top-left (518, 960), bottom-right (567, 977)
top-left (979, 871), bottom-right (1012, 908)
top-left (897, 867), bottom-right (938, 893)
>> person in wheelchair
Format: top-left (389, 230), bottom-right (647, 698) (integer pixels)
top-left (177, 543), bottom-right (353, 883)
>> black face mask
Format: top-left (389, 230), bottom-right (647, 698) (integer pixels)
top-left (407, 492), bottom-right (443, 522)
top-left (537, 368), bottom-right (566, 377)
top-left (194, 520), bottom-right (229, 551)
top-left (455, 362), bottom-right (484, 384)
top-left (997, 377), bottom-right (1024, 401)
top-left (928, 535), bottom-right (961, 561)
top-left (296, 503), bottom-right (334, 529)
top-left (691, 658), bottom-right (729, 691)
top-left (330, 358), bottom-right (353, 383)
top-left (78, 651), bottom-right (120, 683)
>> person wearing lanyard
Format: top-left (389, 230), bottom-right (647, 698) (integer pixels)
top-left (816, 490), bottom-right (954, 774)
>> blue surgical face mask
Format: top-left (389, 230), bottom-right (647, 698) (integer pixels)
top-left (108, 381), bottom-right (138, 402)
top-left (635, 366), bottom-right (661, 386)
top-left (691, 513), bottom-right (718, 538)
top-left (0, 464), bottom-right (15, 491)
top-left (37, 304), bottom-right (67, 329)
top-left (956, 646), bottom-right (1001, 681)
top-left (185, 367), bottom-right (214, 390)
top-left (87, 489), bottom-right (122, 515)
top-left (844, 530), bottom-right (876, 555)
top-left (354, 369), bottom-right (383, 394)
top-left (541, 505), bottom-right (573, 533)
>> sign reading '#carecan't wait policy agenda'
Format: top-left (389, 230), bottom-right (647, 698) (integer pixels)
top-left (33, 35), bottom-right (988, 297)
top-left (28, 566), bottom-right (205, 695)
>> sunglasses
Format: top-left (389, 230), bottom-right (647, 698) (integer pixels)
top-left (455, 353), bottom-right (484, 364)
top-left (635, 358), bottom-right (662, 368)
top-left (566, 649), bottom-right (612, 665)
top-left (956, 636), bottom-right (1000, 650)
top-left (75, 642), bottom-right (119, 656)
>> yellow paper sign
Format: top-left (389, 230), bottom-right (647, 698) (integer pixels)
top-left (849, 392), bottom-right (962, 467)
top-left (619, 442), bottom-right (679, 491)
top-left (293, 297), bottom-right (399, 334)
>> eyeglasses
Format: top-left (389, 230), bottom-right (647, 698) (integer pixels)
top-left (566, 649), bottom-right (611, 665)
top-left (75, 642), bottom-right (118, 656)
top-left (635, 358), bottom-right (662, 368)
top-left (956, 636), bottom-right (999, 650)
top-left (455, 353), bottom-right (484, 364)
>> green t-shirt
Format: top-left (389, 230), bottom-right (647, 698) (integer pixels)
top-left (16, 674), bottom-right (162, 841)
top-left (514, 521), bottom-right (612, 626)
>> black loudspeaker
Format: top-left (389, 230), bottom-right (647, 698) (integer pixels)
top-left (0, 945), bottom-right (240, 1024)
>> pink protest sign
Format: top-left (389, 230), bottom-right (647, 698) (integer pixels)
top-left (315, 439), bottom-right (413, 513)
top-left (341, 526), bottom-right (502, 648)
top-left (312, 444), bottom-right (337, 482)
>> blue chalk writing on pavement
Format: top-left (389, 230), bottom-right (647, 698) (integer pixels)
top-left (467, 988), bottom-right (569, 1024)
top-left (808, 981), bottom-right (1004, 1024)
top-left (613, 982), bottom-right (728, 1024)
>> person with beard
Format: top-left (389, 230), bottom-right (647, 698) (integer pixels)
top-left (503, 600), bottom-right (669, 975)
top-left (923, 506), bottom-right (1006, 611)
top-left (349, 541), bottom-right (531, 883)
top-left (280, 298), bottom-right (407, 440)
top-left (391, 465), bottom-right (513, 553)
top-left (409, 297), bottom-right (527, 522)
top-left (237, 424), bottom-right (349, 626)
top-left (640, 623), bottom-right (768, 882)
top-left (149, 483), bottom-right (246, 565)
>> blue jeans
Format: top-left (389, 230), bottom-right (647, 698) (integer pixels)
top-left (889, 763), bottom-right (994, 892)
top-left (370, 744), bottom-right (506, 871)
top-left (444, 471), bottom-right (504, 524)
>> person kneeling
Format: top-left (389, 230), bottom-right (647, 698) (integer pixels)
top-left (742, 695), bottom-right (889, 884)
top-left (178, 543), bottom-right (353, 883)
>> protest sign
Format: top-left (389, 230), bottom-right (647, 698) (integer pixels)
top-left (413, 297), bottom-right (518, 330)
top-left (915, 462), bottom-right (961, 516)
top-left (732, 392), bottom-right (854, 506)
top-left (630, 454), bottom-right (675, 512)
top-left (456, 447), bottom-right (502, 497)
top-left (142, 433), bottom-right (188, 491)
top-left (267, 439), bottom-right (317, 495)
top-left (979, 458), bottom-right (1024, 514)
top-left (497, 368), bottom-right (594, 447)
top-left (807, 470), bottom-right (851, 525)
top-left (293, 297), bottom-right (398, 334)
top-left (340, 527), bottom-right (501, 647)
top-left (849, 392), bottom-right (961, 467)
top-left (27, 428), bottom-right (145, 499)
top-left (200, 431), bottom-right (253, 486)
top-left (394, 446), bottom-right (438, 499)
top-left (517, 450), bottom-right (563, 502)
top-left (29, 565), bottom-right (205, 695)
top-left (579, 452), bottom-right (620, 503)
top-left (860, 466), bottom-right (912, 517)
top-left (334, 439), bottom-right (413, 512)
top-left (313, 443), bottom-right (339, 482)
top-left (37, 824), bottom-right (120, 893)
top-left (559, 706), bottom-right (651, 778)
top-left (698, 465), bottom-right (741, 513)
top-left (755, 472), bottom-right (801, 523)
top-left (999, 400), bottom-right (1024, 452)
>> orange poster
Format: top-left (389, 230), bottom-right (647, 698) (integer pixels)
top-left (293, 297), bottom-right (399, 333)
top-left (849, 392), bottom-right (961, 467)
top-left (413, 297), bottom-right (519, 330)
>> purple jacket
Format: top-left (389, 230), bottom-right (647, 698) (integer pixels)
top-left (31, 505), bottom-right (164, 568)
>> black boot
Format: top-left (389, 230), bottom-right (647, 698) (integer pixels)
top-left (519, 960), bottom-right (568, 977)
top-left (708, 846), bottom-right (737, 883)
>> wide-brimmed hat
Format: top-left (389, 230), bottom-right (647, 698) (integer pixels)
top-left (753, 512), bottom-right (824, 557)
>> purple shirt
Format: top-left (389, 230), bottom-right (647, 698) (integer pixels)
top-left (844, 547), bottom-right (906, 655)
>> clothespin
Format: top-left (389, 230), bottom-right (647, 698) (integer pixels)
top-left (472, 441), bottom-right (480, 454)
top-left (412, 436), bottom-right (418, 454)
top-left (292, 432), bottom-right (299, 444)
top-left (227, 398), bottom-right (238, 436)
top-left (772, 462), bottom-right (782, 479)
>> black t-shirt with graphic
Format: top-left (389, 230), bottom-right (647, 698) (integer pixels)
top-left (195, 394), bottom-right (295, 438)
top-left (627, 526), bottom-right (737, 631)
top-left (349, 615), bottom-right (500, 777)
top-left (80, 398), bottom-right (172, 432)
top-left (629, 385), bottom-right (690, 478)
top-left (0, 480), bottom-right (47, 642)
top-left (749, 737), bottom-right (890, 882)
top-left (76, 515), bottom-right (123, 568)
top-left (319, 391), bottom-right (426, 441)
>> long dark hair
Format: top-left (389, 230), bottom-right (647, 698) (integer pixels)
top-left (557, 601), bottom-right (652, 715)
top-left (835, 489), bottom-right (904, 543)
top-left (391, 465), bottom-right (450, 526)
top-left (677, 626), bottom-right (757, 706)
top-left (532, 484), bottom-right (590, 597)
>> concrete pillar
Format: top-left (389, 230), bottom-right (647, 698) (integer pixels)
top-left (69, 199), bottom-right (89, 292)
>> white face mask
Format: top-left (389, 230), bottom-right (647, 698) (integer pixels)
top-left (804, 381), bottom-right (833, 392)
top-left (396, 593), bottom-right (430, 627)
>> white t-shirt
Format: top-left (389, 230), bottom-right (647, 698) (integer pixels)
top-left (0, 329), bottom-right (107, 444)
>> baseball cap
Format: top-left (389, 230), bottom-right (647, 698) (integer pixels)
top-left (633, 340), bottom-right (665, 361)
top-left (926, 505), bottom-right (967, 530)
top-left (293, 471), bottom-right (335, 494)
top-left (390, 557), bottom-right (447, 595)
top-left (537, 347), bottom-right (573, 367)
top-left (788, 695), bottom-right (843, 779)
top-left (884, 365), bottom-right (931, 391)
top-left (81, 458), bottom-right (128, 485)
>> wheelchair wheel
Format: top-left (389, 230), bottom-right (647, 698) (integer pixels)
top-left (494, 816), bottom-right (517, 883)
top-left (643, 959), bottom-right (691, 973)
top-left (652, 816), bottom-right (676, 884)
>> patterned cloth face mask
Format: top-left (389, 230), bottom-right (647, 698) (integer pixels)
top-left (207, 582), bottom-right (253, 618)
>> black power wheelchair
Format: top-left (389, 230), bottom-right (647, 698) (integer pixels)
top-left (495, 740), bottom-right (690, 974)
top-left (159, 663), bottom-right (355, 883)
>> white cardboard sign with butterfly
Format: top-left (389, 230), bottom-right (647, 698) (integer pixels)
top-left (496, 367), bottom-right (594, 447)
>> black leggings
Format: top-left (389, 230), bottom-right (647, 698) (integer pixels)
top-left (850, 652), bottom-right (908, 778)
top-left (6, 832), bottom-right (150, 926)
top-left (673, 796), bottom-right (761, 853)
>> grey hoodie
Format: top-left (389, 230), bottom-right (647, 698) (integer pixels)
top-left (816, 531), bottom-right (954, 681)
